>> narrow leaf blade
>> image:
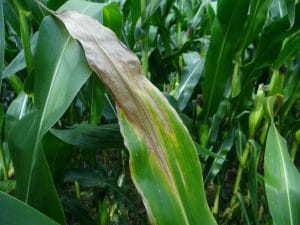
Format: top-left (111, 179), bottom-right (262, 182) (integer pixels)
top-left (203, 0), bottom-right (250, 118)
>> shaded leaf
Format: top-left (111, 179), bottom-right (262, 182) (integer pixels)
top-left (236, 0), bottom-right (272, 54)
top-left (274, 30), bottom-right (300, 69)
top-left (264, 98), bottom-right (300, 225)
top-left (103, 2), bottom-right (122, 38)
top-left (205, 131), bottom-right (234, 183)
top-left (0, 0), bottom-right (4, 84)
top-left (175, 58), bottom-right (204, 111)
top-left (62, 197), bottom-right (97, 225)
top-left (8, 2), bottom-right (108, 222)
top-left (2, 32), bottom-right (38, 79)
top-left (51, 123), bottom-right (123, 150)
top-left (0, 191), bottom-right (60, 225)
top-left (4, 92), bottom-right (29, 139)
top-left (203, 0), bottom-right (250, 118)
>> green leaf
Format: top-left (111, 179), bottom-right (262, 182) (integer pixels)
top-left (2, 32), bottom-right (38, 79)
top-left (50, 123), bottom-right (123, 150)
top-left (81, 75), bottom-right (105, 125)
top-left (4, 92), bottom-right (29, 139)
top-left (64, 168), bottom-right (133, 207)
top-left (274, 30), bottom-right (300, 69)
top-left (3, 0), bottom-right (20, 35)
top-left (274, 0), bottom-right (296, 26)
top-left (0, 191), bottom-right (60, 225)
top-left (103, 2), bottom-right (122, 38)
top-left (245, 16), bottom-right (290, 72)
top-left (236, 193), bottom-right (251, 225)
top-left (53, 10), bottom-right (217, 225)
top-left (61, 197), bottom-right (97, 225)
top-left (265, 99), bottom-right (300, 225)
top-left (205, 131), bottom-right (234, 183)
top-left (203, 0), bottom-right (250, 118)
top-left (175, 58), bottom-right (204, 111)
top-left (8, 2), bottom-right (108, 222)
top-left (0, 0), bottom-right (4, 85)
top-left (236, 0), bottom-right (272, 54)
top-left (0, 180), bottom-right (15, 193)
top-left (42, 132), bottom-right (73, 184)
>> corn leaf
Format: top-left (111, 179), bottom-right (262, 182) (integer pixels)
top-left (50, 123), bottom-right (123, 150)
top-left (8, 1), bottom-right (107, 223)
top-left (53, 10), bottom-right (217, 225)
top-left (0, 191), bottom-right (60, 225)
top-left (265, 99), bottom-right (300, 225)
top-left (0, 0), bottom-right (4, 83)
top-left (2, 32), bottom-right (38, 79)
top-left (203, 0), bottom-right (250, 118)
top-left (175, 58), bottom-right (204, 111)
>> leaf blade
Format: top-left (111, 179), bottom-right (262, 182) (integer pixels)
top-left (0, 191), bottom-right (60, 225)
top-left (53, 10), bottom-right (217, 225)
top-left (265, 123), bottom-right (300, 225)
top-left (203, 0), bottom-right (250, 118)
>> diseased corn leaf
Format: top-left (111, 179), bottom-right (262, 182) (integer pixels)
top-left (53, 10), bottom-right (217, 225)
top-left (8, 2), bottom-right (107, 223)
top-left (265, 99), bottom-right (300, 225)
top-left (203, 0), bottom-right (250, 118)
top-left (0, 191), bottom-right (60, 225)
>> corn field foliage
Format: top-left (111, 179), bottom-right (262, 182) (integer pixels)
top-left (0, 0), bottom-right (300, 224)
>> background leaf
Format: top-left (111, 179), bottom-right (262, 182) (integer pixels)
top-left (51, 123), bottom-right (123, 150)
top-left (203, 0), bottom-right (250, 118)
top-left (0, 0), bottom-right (4, 84)
top-left (0, 191), bottom-right (60, 225)
top-left (175, 57), bottom-right (204, 111)
top-left (8, 1), bottom-right (108, 223)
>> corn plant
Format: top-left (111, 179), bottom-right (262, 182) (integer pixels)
top-left (0, 0), bottom-right (300, 225)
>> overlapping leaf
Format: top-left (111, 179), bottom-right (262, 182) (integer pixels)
top-left (0, 191), bottom-right (59, 225)
top-left (265, 98), bottom-right (300, 225)
top-left (0, 0), bottom-right (4, 84)
top-left (53, 9), bottom-right (217, 225)
top-left (8, 1), bottom-right (107, 223)
top-left (203, 0), bottom-right (250, 118)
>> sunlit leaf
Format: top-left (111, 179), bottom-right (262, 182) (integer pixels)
top-left (53, 10), bottom-right (217, 225)
top-left (0, 0), bottom-right (4, 91)
top-left (0, 191), bottom-right (60, 225)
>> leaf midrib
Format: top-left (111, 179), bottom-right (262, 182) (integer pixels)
top-left (175, 60), bottom-right (202, 99)
top-left (25, 4), bottom-right (94, 202)
top-left (273, 123), bottom-right (293, 225)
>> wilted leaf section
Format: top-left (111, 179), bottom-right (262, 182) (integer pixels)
top-left (53, 10), bottom-right (217, 225)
